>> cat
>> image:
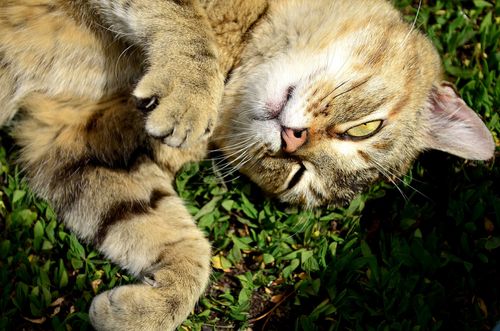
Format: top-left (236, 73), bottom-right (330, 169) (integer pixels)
top-left (0, 0), bottom-right (494, 330)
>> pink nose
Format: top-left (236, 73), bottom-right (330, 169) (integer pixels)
top-left (282, 127), bottom-right (308, 153)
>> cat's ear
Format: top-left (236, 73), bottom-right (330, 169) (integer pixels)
top-left (422, 82), bottom-right (495, 160)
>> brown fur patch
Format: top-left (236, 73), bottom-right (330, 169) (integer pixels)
top-left (358, 150), bottom-right (372, 162)
top-left (389, 95), bottom-right (410, 118)
top-left (94, 189), bottom-right (173, 246)
top-left (372, 140), bottom-right (394, 150)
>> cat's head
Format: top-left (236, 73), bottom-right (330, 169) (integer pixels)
top-left (213, 0), bottom-right (495, 207)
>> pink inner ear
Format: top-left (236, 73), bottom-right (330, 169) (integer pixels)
top-left (432, 85), bottom-right (476, 123)
top-left (424, 82), bottom-right (495, 160)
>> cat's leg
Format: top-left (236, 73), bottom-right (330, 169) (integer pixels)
top-left (14, 94), bottom-right (211, 331)
top-left (85, 0), bottom-right (223, 148)
top-left (89, 194), bottom-right (211, 331)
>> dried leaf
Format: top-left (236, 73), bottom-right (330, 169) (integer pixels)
top-left (211, 255), bottom-right (231, 272)
top-left (272, 277), bottom-right (285, 286)
top-left (22, 316), bottom-right (46, 324)
top-left (271, 294), bottom-right (284, 303)
top-left (484, 218), bottom-right (494, 233)
top-left (49, 297), bottom-right (64, 307)
top-left (91, 279), bottom-right (102, 293)
top-left (49, 306), bottom-right (61, 318)
top-left (477, 297), bottom-right (488, 317)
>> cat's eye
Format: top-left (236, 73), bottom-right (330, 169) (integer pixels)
top-left (343, 120), bottom-right (383, 139)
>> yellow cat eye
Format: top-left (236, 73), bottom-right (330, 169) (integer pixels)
top-left (344, 120), bottom-right (383, 139)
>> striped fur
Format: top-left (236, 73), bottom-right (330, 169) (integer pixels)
top-left (1, 0), bottom-right (494, 330)
top-left (15, 94), bottom-right (209, 330)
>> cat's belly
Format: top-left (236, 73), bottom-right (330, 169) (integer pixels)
top-left (0, 0), bottom-right (142, 102)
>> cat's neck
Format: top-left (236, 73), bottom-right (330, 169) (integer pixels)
top-left (202, 0), bottom-right (269, 76)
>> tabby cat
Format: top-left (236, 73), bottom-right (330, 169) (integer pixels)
top-left (0, 0), bottom-right (494, 330)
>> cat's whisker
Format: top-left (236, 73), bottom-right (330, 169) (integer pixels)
top-left (214, 172), bottom-right (242, 184)
top-left (207, 153), bottom-right (239, 163)
top-left (212, 162), bottom-right (241, 181)
top-left (239, 153), bottom-right (261, 173)
top-left (208, 152), bottom-right (247, 164)
top-left (115, 43), bottom-right (136, 79)
top-left (286, 212), bottom-right (314, 241)
top-left (209, 128), bottom-right (254, 145)
top-left (232, 153), bottom-right (255, 171)
top-left (401, 0), bottom-right (422, 46)
top-left (213, 141), bottom-right (258, 175)
top-left (216, 142), bottom-right (267, 180)
top-left (393, 176), bottom-right (430, 200)
top-left (215, 154), bottom-right (253, 180)
top-left (373, 160), bottom-right (430, 198)
top-left (209, 142), bottom-right (255, 163)
top-left (212, 160), bottom-right (242, 181)
top-left (230, 118), bottom-right (254, 126)
top-left (210, 131), bottom-right (254, 141)
top-left (211, 149), bottom-right (248, 170)
top-left (210, 137), bottom-right (254, 154)
top-left (212, 130), bottom-right (255, 143)
top-left (94, 22), bottom-right (136, 39)
top-left (318, 79), bottom-right (350, 106)
top-left (373, 163), bottom-right (409, 202)
top-left (209, 139), bottom-right (256, 168)
top-left (371, 159), bottom-right (430, 201)
top-left (239, 144), bottom-right (267, 170)
top-left (207, 152), bottom-right (247, 164)
top-left (330, 78), bottom-right (370, 101)
top-left (369, 159), bottom-right (408, 200)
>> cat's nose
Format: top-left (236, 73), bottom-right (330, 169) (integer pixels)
top-left (282, 127), bottom-right (308, 153)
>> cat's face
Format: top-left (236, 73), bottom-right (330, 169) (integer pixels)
top-left (213, 0), bottom-right (494, 207)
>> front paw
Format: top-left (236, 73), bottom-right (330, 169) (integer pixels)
top-left (134, 65), bottom-right (223, 148)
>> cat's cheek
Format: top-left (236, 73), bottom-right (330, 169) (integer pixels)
top-left (329, 140), bottom-right (362, 160)
top-left (326, 140), bottom-right (373, 169)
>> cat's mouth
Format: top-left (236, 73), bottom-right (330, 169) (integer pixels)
top-left (231, 146), bottom-right (329, 206)
top-left (264, 152), bottom-right (312, 192)
top-left (283, 162), bottom-right (306, 191)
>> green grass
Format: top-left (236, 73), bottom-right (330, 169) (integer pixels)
top-left (1, 0), bottom-right (499, 330)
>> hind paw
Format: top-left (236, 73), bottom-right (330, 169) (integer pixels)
top-left (89, 285), bottom-right (186, 331)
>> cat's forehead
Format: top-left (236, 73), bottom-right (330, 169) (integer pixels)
top-left (301, 39), bottom-right (432, 124)
top-left (281, 50), bottom-right (408, 125)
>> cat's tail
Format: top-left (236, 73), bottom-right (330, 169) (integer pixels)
top-left (14, 93), bottom-right (211, 330)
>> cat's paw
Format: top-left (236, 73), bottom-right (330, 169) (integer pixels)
top-left (134, 61), bottom-right (223, 148)
top-left (89, 284), bottom-right (189, 331)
